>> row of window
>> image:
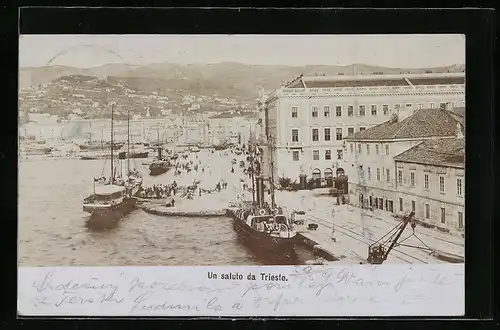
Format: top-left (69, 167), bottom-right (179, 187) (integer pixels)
top-left (360, 166), bottom-right (464, 196)
top-left (366, 195), bottom-right (464, 229)
top-left (360, 166), bottom-right (391, 182)
top-left (311, 149), bottom-right (344, 161)
top-left (350, 143), bottom-right (390, 156)
top-left (401, 197), bottom-right (464, 229)
top-left (397, 170), bottom-right (464, 196)
top-left (291, 149), bottom-right (344, 161)
top-left (291, 127), bottom-right (366, 143)
top-left (291, 101), bottom-right (463, 118)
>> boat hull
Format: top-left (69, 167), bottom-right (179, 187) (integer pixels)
top-left (230, 211), bottom-right (296, 261)
top-left (118, 151), bottom-right (149, 159)
top-left (129, 152), bottom-right (149, 159)
top-left (149, 164), bottom-right (170, 176)
top-left (24, 147), bottom-right (53, 155)
top-left (84, 197), bottom-right (137, 229)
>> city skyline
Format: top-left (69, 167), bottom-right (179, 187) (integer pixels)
top-left (19, 34), bottom-right (465, 69)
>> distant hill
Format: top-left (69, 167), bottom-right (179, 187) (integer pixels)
top-left (19, 62), bottom-right (465, 101)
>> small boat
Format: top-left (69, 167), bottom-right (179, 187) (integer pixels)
top-left (228, 202), bottom-right (297, 260)
top-left (80, 155), bottom-right (98, 160)
top-left (118, 151), bottom-right (149, 159)
top-left (189, 146), bottom-right (200, 153)
top-left (23, 145), bottom-right (53, 155)
top-left (149, 160), bottom-right (171, 176)
top-left (83, 184), bottom-right (137, 227)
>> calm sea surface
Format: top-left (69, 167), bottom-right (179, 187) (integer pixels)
top-left (18, 158), bottom-right (312, 266)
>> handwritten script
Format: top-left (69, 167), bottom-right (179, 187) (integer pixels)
top-left (19, 265), bottom-right (464, 316)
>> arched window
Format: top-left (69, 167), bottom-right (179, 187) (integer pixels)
top-left (324, 168), bottom-right (333, 179)
top-left (312, 168), bottom-right (321, 179)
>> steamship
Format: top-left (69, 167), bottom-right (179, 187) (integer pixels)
top-left (148, 128), bottom-right (171, 176)
top-left (227, 143), bottom-right (297, 261)
top-left (228, 202), bottom-right (297, 260)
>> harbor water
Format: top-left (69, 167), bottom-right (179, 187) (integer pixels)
top-left (18, 158), bottom-right (313, 266)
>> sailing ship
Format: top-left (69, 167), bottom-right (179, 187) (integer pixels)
top-left (148, 126), bottom-right (171, 176)
top-left (228, 137), bottom-right (297, 260)
top-left (82, 103), bottom-right (142, 226)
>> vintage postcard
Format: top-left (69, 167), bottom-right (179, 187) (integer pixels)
top-left (18, 34), bottom-right (465, 317)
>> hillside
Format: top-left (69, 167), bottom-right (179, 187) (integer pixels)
top-left (18, 73), bottom-right (255, 120)
top-left (19, 62), bottom-right (466, 101)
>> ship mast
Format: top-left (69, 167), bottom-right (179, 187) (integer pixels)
top-left (127, 108), bottom-right (130, 176)
top-left (110, 103), bottom-right (114, 185)
top-left (157, 125), bottom-right (161, 159)
top-left (251, 144), bottom-right (255, 204)
top-left (269, 135), bottom-right (275, 209)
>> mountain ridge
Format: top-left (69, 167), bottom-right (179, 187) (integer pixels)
top-left (19, 62), bottom-right (466, 100)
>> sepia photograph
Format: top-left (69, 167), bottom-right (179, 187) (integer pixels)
top-left (18, 34), bottom-right (466, 267)
top-left (18, 34), bottom-right (466, 316)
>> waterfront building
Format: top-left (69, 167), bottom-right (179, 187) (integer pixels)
top-left (259, 72), bottom-right (465, 182)
top-left (393, 138), bottom-right (465, 232)
top-left (344, 106), bottom-right (465, 232)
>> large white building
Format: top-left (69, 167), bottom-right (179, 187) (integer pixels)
top-left (344, 106), bottom-right (465, 232)
top-left (259, 72), bottom-right (465, 182)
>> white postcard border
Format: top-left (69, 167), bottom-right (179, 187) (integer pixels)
top-left (18, 264), bottom-right (464, 317)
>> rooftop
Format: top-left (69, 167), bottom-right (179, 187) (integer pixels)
top-left (394, 138), bottom-right (465, 168)
top-left (347, 108), bottom-right (463, 141)
top-left (285, 72), bottom-right (465, 89)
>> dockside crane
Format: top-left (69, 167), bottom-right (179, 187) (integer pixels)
top-left (367, 211), bottom-right (435, 264)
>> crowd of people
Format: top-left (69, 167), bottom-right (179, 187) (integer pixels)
top-left (138, 147), bottom-right (245, 201)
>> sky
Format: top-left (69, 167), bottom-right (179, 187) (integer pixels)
top-left (19, 34), bottom-right (465, 69)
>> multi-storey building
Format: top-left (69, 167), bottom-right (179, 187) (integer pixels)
top-left (259, 72), bottom-right (465, 182)
top-left (393, 138), bottom-right (465, 231)
top-left (344, 106), bottom-right (465, 231)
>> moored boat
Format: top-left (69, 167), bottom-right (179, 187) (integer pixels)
top-left (148, 127), bottom-right (171, 176)
top-left (228, 203), bottom-right (297, 260)
top-left (118, 151), bottom-right (149, 159)
top-left (149, 160), bottom-right (171, 176)
top-left (80, 155), bottom-right (98, 160)
top-left (23, 146), bottom-right (53, 155)
top-left (83, 184), bottom-right (137, 228)
top-left (81, 102), bottom-right (142, 229)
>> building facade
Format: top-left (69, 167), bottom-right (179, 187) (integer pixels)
top-left (393, 139), bottom-right (465, 231)
top-left (260, 72), bottom-right (465, 182)
top-left (344, 107), bottom-right (465, 232)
